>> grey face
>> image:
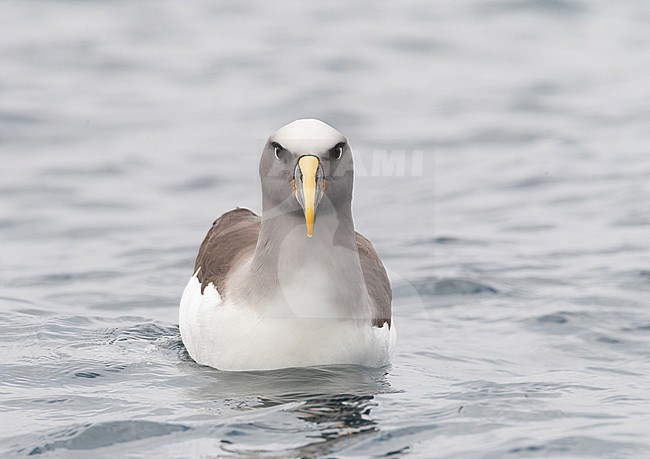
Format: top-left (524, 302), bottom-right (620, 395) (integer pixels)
top-left (258, 120), bottom-right (355, 236)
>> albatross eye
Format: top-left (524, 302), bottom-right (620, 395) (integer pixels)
top-left (331, 143), bottom-right (345, 160)
top-left (272, 143), bottom-right (285, 159)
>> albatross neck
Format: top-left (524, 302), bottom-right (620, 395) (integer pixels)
top-left (239, 198), bottom-right (369, 319)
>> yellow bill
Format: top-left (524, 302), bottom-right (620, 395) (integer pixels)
top-left (298, 156), bottom-right (319, 237)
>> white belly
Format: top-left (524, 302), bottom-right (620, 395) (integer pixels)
top-left (179, 275), bottom-right (395, 371)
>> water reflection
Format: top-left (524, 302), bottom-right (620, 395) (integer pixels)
top-left (187, 364), bottom-right (394, 456)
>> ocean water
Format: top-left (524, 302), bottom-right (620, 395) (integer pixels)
top-left (2, 0), bottom-right (650, 457)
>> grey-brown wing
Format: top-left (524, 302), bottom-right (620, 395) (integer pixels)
top-left (194, 208), bottom-right (261, 296)
top-left (355, 232), bottom-right (392, 328)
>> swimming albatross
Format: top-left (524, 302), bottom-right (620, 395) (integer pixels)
top-left (179, 119), bottom-right (394, 371)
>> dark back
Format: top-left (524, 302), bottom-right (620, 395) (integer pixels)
top-left (194, 208), bottom-right (261, 296)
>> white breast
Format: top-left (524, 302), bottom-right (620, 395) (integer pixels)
top-left (178, 274), bottom-right (395, 371)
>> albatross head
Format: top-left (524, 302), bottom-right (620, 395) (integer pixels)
top-left (260, 119), bottom-right (354, 237)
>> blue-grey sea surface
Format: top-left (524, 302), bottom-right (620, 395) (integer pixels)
top-left (2, 0), bottom-right (650, 457)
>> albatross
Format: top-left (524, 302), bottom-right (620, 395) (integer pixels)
top-left (179, 119), bottom-right (395, 371)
